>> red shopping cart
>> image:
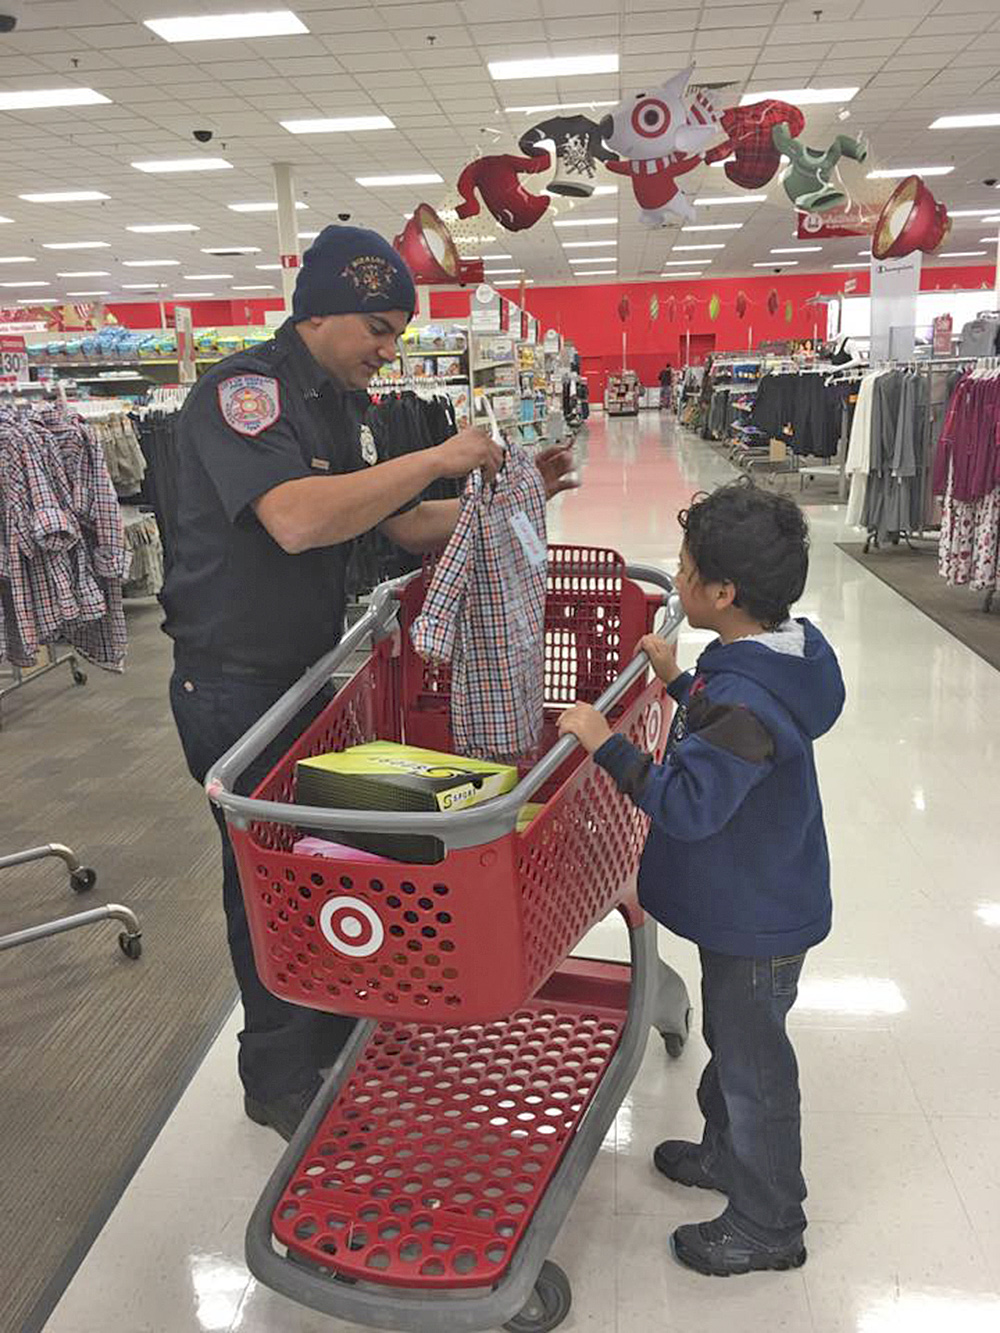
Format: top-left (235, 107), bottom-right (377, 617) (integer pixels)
top-left (207, 546), bottom-right (691, 1333)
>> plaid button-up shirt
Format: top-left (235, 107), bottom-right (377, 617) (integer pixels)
top-left (0, 405), bottom-right (129, 671)
top-left (411, 443), bottom-right (547, 761)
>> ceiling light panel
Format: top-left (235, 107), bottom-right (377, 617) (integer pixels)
top-left (753, 260), bottom-right (798, 266)
top-left (132, 159), bottom-right (233, 173)
top-left (122, 260), bottom-right (180, 267)
top-left (202, 246), bottom-right (261, 255)
top-left (57, 271), bottom-right (109, 277)
top-left (281, 115), bottom-right (394, 134)
top-left (0, 281), bottom-right (49, 288)
top-left (695, 195), bottom-right (768, 205)
top-left (504, 101), bottom-right (617, 115)
top-left (553, 217), bottom-right (617, 228)
top-left (937, 250), bottom-right (988, 257)
top-left (490, 55), bottom-right (618, 81)
top-left (930, 113), bottom-right (1000, 129)
top-left (771, 246), bottom-right (823, 253)
top-left (145, 11), bottom-right (308, 42)
top-left (660, 271), bottom-right (706, 278)
top-left (228, 201), bottom-right (308, 212)
top-left (867, 166), bottom-right (954, 179)
top-left (0, 256), bottom-right (34, 264)
top-left (681, 223), bottom-right (743, 232)
top-left (663, 259), bottom-right (709, 266)
top-left (355, 173), bottom-right (443, 187)
top-left (740, 87), bottom-right (858, 106)
top-left (42, 242), bottom-right (110, 250)
top-left (20, 191), bottom-right (109, 203)
top-left (673, 243), bottom-right (725, 251)
top-left (562, 241), bottom-right (617, 249)
top-left (66, 290), bottom-right (109, 296)
top-left (127, 224), bottom-right (200, 233)
top-left (184, 273), bottom-right (233, 280)
top-left (0, 88), bottom-right (111, 111)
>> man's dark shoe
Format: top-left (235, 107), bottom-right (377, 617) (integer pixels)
top-left (653, 1139), bottom-right (725, 1193)
top-left (671, 1212), bottom-right (806, 1277)
top-left (244, 1083), bottom-right (320, 1142)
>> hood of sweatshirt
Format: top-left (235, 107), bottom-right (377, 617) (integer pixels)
top-left (696, 618), bottom-right (845, 741)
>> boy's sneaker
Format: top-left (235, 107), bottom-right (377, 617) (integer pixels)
top-left (671, 1211), bottom-right (806, 1277)
top-left (244, 1081), bottom-right (320, 1141)
top-left (653, 1139), bottom-right (725, 1193)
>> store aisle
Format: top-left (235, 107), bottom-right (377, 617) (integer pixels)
top-left (42, 414), bottom-right (1000, 1333)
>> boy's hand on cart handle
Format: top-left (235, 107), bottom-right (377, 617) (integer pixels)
top-left (434, 426), bottom-right (504, 483)
top-left (640, 633), bottom-right (682, 686)
top-left (535, 444), bottom-right (578, 500)
top-left (558, 703), bottom-right (612, 755)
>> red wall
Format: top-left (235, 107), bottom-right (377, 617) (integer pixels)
top-left (107, 297), bottom-right (285, 328)
top-left (103, 265), bottom-right (997, 402)
top-left (431, 265), bottom-right (996, 401)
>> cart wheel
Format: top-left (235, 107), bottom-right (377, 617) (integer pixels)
top-left (662, 1006), bottom-right (693, 1060)
top-left (503, 1261), bottom-right (572, 1333)
top-left (70, 866), bottom-right (97, 894)
top-left (71, 666), bottom-right (88, 686)
top-left (119, 932), bottom-right (142, 960)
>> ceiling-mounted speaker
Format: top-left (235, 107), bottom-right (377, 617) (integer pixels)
top-left (393, 203), bottom-right (484, 286)
top-left (872, 175), bottom-right (951, 261)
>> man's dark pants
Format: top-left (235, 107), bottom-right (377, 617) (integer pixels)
top-left (169, 666), bottom-right (355, 1102)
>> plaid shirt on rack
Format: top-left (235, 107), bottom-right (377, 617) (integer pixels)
top-left (0, 404), bottom-right (129, 671)
top-left (411, 443), bottom-right (547, 761)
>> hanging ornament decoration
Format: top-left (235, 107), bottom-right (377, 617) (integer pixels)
top-left (773, 124), bottom-right (868, 214)
top-left (708, 293), bottom-right (721, 321)
top-left (682, 294), bottom-right (697, 323)
top-left (617, 294), bottom-right (631, 323)
top-left (784, 299), bottom-right (794, 324)
top-left (600, 66), bottom-right (722, 227)
top-left (455, 151), bottom-right (553, 232)
top-left (706, 99), bottom-right (805, 189)
top-left (518, 115), bottom-right (618, 199)
top-left (665, 295), bottom-right (677, 323)
top-left (393, 203), bottom-right (484, 285)
top-left (871, 175), bottom-right (951, 260)
top-left (767, 289), bottom-right (779, 316)
top-left (735, 290), bottom-right (748, 319)
top-left (649, 294), bottom-right (660, 321)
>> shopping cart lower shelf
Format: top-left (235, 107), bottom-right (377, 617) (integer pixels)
top-left (246, 919), bottom-right (689, 1332)
top-left (207, 547), bottom-right (691, 1331)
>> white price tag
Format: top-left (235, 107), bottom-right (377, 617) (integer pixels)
top-left (510, 511), bottom-right (547, 567)
top-left (0, 335), bottom-right (29, 388)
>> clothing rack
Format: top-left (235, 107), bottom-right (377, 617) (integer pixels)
top-left (0, 842), bottom-right (142, 960)
top-left (0, 401), bottom-right (129, 717)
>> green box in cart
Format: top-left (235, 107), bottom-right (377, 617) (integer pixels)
top-left (295, 742), bottom-right (519, 863)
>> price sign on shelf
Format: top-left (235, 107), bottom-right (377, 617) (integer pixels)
top-left (0, 334), bottom-right (29, 389)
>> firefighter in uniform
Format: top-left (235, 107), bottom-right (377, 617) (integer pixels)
top-left (163, 225), bottom-right (574, 1138)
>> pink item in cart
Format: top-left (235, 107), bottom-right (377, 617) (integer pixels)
top-left (293, 836), bottom-right (390, 863)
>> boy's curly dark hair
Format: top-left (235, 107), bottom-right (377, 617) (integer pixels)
top-left (678, 479), bottom-right (809, 630)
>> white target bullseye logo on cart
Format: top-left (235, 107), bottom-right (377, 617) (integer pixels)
top-left (319, 896), bottom-right (385, 958)
top-left (644, 700), bottom-right (665, 752)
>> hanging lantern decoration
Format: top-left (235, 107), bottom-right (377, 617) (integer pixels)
top-left (618, 294), bottom-right (631, 323)
top-left (784, 299), bottom-right (794, 324)
top-left (708, 293), bottom-right (721, 321)
top-left (682, 294), bottom-right (697, 323)
top-left (735, 290), bottom-right (748, 319)
top-left (649, 294), bottom-right (660, 321)
top-left (665, 295), bottom-right (677, 323)
top-left (767, 288), bottom-right (779, 316)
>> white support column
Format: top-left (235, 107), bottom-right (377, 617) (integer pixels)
top-left (272, 161), bottom-right (299, 315)
top-left (995, 224), bottom-right (1000, 310)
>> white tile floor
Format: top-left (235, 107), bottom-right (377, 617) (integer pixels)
top-left (42, 414), bottom-right (1000, 1333)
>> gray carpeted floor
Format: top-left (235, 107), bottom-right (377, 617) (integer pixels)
top-left (838, 541), bottom-right (1000, 672)
top-left (0, 602), bottom-right (236, 1333)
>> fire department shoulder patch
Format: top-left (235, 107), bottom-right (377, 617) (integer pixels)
top-left (218, 375), bottom-right (281, 437)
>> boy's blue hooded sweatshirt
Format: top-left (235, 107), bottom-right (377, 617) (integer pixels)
top-left (595, 619), bottom-right (845, 957)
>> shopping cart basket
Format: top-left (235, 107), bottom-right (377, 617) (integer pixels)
top-left (207, 546), bottom-right (691, 1333)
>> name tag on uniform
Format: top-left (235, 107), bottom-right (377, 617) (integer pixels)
top-left (310, 457), bottom-right (330, 471)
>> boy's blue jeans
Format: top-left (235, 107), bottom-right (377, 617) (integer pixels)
top-left (696, 946), bottom-right (808, 1242)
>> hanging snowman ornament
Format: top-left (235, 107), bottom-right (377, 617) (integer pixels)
top-left (600, 66), bottom-right (722, 227)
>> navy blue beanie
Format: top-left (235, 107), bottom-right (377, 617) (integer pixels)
top-left (292, 225), bottom-right (416, 321)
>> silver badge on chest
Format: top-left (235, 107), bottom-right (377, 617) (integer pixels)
top-left (359, 423), bottom-right (378, 466)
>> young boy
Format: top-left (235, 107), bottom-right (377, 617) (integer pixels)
top-left (559, 481), bottom-right (845, 1278)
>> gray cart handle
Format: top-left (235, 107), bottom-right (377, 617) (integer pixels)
top-left (205, 562), bottom-right (680, 854)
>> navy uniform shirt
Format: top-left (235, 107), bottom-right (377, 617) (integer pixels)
top-left (162, 319), bottom-right (408, 681)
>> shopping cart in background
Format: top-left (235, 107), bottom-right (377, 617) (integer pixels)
top-left (206, 546), bottom-right (691, 1333)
